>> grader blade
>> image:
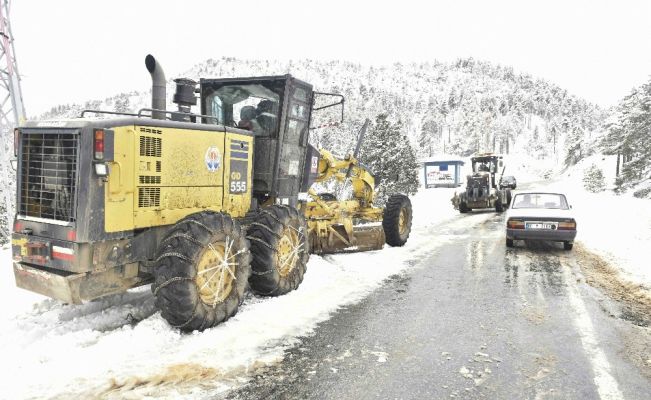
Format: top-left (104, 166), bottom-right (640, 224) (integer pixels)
top-left (350, 225), bottom-right (385, 252)
top-left (311, 224), bottom-right (385, 255)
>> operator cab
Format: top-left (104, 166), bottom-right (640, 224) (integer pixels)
top-left (200, 75), bottom-right (315, 207)
top-left (471, 153), bottom-right (504, 187)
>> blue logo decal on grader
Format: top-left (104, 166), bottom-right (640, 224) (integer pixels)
top-left (205, 146), bottom-right (221, 172)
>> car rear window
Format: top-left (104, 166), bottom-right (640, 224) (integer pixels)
top-left (512, 193), bottom-right (568, 209)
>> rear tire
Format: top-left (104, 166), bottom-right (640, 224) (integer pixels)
top-left (383, 194), bottom-right (413, 247)
top-left (152, 212), bottom-right (251, 332)
top-left (247, 205), bottom-right (309, 296)
top-left (506, 238), bottom-right (514, 247)
top-left (496, 199), bottom-right (504, 212)
top-left (563, 241), bottom-right (573, 251)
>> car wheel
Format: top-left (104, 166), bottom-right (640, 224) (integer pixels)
top-left (506, 238), bottom-right (514, 247)
top-left (563, 241), bottom-right (573, 251)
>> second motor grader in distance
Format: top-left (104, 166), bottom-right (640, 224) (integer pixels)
top-left (452, 153), bottom-right (511, 213)
top-left (10, 55), bottom-right (412, 331)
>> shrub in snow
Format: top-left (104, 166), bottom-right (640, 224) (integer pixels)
top-left (582, 164), bottom-right (606, 193)
top-left (632, 182), bottom-right (651, 199)
top-left (359, 114), bottom-right (420, 205)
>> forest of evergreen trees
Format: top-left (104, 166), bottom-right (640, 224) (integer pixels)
top-left (38, 57), bottom-right (605, 163)
top-left (601, 76), bottom-right (651, 197)
top-left (33, 56), bottom-right (648, 201)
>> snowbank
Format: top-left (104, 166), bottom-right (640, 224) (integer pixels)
top-left (0, 189), bottom-right (467, 399)
top-left (529, 153), bottom-right (651, 288)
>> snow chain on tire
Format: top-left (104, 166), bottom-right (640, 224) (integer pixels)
top-left (383, 194), bottom-right (413, 247)
top-left (152, 211), bottom-right (251, 332)
top-left (246, 205), bottom-right (309, 296)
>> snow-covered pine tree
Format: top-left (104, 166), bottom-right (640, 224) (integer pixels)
top-left (564, 126), bottom-right (585, 166)
top-left (113, 95), bottom-right (130, 113)
top-left (359, 114), bottom-right (420, 205)
top-left (601, 77), bottom-right (651, 196)
top-left (582, 164), bottom-right (606, 193)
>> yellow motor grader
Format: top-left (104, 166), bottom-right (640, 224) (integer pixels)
top-left (10, 55), bottom-right (412, 331)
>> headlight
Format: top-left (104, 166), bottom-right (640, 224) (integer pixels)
top-left (94, 162), bottom-right (108, 176)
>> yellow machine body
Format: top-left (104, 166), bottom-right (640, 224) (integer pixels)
top-left (105, 125), bottom-right (253, 233)
top-left (303, 149), bottom-right (385, 254)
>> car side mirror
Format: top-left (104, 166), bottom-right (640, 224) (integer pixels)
top-left (569, 205), bottom-right (573, 209)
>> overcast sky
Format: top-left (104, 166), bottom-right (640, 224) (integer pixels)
top-left (11, 0), bottom-right (651, 116)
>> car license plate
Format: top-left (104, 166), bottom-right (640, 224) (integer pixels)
top-left (525, 222), bottom-right (556, 230)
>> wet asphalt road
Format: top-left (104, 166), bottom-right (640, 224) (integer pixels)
top-left (225, 210), bottom-right (650, 400)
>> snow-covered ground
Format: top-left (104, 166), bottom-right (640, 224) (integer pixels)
top-left (530, 154), bottom-right (651, 288)
top-left (0, 188), bottom-right (480, 400)
top-left (500, 152), bottom-right (650, 289)
top-left (0, 162), bottom-right (648, 399)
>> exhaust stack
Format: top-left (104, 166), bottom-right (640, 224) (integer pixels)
top-left (145, 54), bottom-right (166, 120)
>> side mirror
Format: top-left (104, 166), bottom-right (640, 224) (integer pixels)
top-left (569, 205), bottom-right (573, 209)
top-left (498, 160), bottom-right (504, 168)
top-left (9, 159), bottom-right (18, 171)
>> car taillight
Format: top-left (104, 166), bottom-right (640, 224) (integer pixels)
top-left (94, 129), bottom-right (104, 160)
top-left (507, 219), bottom-right (524, 229)
top-left (558, 220), bottom-right (576, 230)
top-left (14, 128), bottom-right (19, 156)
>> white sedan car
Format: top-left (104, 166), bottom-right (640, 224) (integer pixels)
top-left (505, 192), bottom-right (577, 250)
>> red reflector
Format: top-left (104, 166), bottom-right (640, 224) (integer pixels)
top-left (507, 219), bottom-right (525, 229)
top-left (94, 129), bottom-right (105, 160)
top-left (14, 222), bottom-right (23, 232)
top-left (52, 245), bottom-right (74, 261)
top-left (52, 251), bottom-right (75, 261)
top-left (67, 230), bottom-right (77, 241)
top-left (558, 221), bottom-right (576, 230)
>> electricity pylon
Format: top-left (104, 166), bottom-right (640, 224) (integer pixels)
top-left (0, 0), bottom-right (26, 240)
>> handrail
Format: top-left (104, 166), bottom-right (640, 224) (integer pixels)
top-left (80, 109), bottom-right (140, 118)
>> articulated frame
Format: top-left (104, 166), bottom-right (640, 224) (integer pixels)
top-left (303, 148), bottom-right (385, 254)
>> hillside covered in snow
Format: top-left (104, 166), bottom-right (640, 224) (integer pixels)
top-left (38, 57), bottom-right (606, 166)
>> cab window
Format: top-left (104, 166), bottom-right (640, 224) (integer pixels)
top-left (204, 84), bottom-right (282, 137)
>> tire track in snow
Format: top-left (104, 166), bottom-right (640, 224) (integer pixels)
top-left (560, 265), bottom-right (624, 400)
top-left (80, 211), bottom-right (497, 399)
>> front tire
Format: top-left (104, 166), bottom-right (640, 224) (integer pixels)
top-left (383, 194), bottom-right (413, 247)
top-left (152, 212), bottom-right (251, 332)
top-left (247, 205), bottom-right (309, 296)
top-left (459, 201), bottom-right (469, 213)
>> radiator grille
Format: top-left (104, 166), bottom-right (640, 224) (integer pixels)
top-left (139, 127), bottom-right (162, 135)
top-left (18, 131), bottom-right (78, 222)
top-left (138, 187), bottom-right (160, 208)
top-left (139, 175), bottom-right (161, 184)
top-left (139, 136), bottom-right (162, 157)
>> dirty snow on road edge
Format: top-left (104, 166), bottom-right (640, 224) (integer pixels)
top-left (0, 188), bottom-right (484, 399)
